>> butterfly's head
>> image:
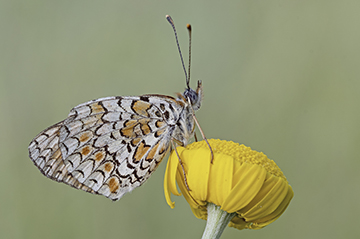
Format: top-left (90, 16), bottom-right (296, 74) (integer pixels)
top-left (182, 80), bottom-right (203, 111)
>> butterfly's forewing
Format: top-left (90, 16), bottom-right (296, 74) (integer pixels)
top-left (28, 95), bottom-right (183, 200)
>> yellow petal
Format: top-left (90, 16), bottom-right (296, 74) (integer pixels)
top-left (176, 165), bottom-right (201, 209)
top-left (190, 205), bottom-right (208, 220)
top-left (182, 148), bottom-right (211, 202)
top-left (171, 147), bottom-right (209, 209)
top-left (207, 153), bottom-right (234, 207)
top-left (229, 216), bottom-right (250, 230)
top-left (251, 185), bottom-right (294, 226)
top-left (242, 174), bottom-right (289, 221)
top-left (222, 163), bottom-right (266, 213)
top-left (164, 149), bottom-right (183, 208)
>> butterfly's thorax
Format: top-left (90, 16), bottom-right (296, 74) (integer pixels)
top-left (171, 100), bottom-right (196, 146)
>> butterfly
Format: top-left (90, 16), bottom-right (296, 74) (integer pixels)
top-left (28, 15), bottom-right (210, 201)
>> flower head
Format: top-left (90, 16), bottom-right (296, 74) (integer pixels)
top-left (164, 139), bottom-right (293, 230)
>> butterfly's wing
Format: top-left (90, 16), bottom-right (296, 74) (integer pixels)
top-left (29, 96), bottom-right (176, 200)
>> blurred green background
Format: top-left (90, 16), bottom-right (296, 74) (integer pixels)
top-left (1, 0), bottom-right (359, 238)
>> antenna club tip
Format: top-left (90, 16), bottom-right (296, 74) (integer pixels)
top-left (186, 24), bottom-right (192, 30)
top-left (165, 15), bottom-right (174, 25)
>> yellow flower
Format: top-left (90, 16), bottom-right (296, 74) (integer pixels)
top-left (164, 139), bottom-right (294, 230)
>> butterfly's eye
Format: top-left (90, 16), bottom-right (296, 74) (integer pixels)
top-left (183, 88), bottom-right (199, 106)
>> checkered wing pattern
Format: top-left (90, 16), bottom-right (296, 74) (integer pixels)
top-left (28, 95), bottom-right (181, 201)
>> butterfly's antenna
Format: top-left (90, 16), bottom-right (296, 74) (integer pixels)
top-left (186, 24), bottom-right (192, 89)
top-left (166, 15), bottom-right (189, 89)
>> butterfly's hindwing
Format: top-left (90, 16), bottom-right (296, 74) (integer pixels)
top-left (28, 95), bottom-right (192, 200)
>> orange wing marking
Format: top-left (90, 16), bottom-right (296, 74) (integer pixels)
top-left (108, 177), bottom-right (120, 193)
top-left (81, 145), bottom-right (91, 156)
top-left (139, 118), bottom-right (151, 135)
top-left (90, 102), bottom-right (105, 114)
top-left (79, 131), bottom-right (92, 143)
top-left (132, 101), bottom-right (151, 117)
top-left (120, 125), bottom-right (137, 138)
top-left (154, 128), bottom-right (166, 138)
top-left (94, 151), bottom-right (105, 162)
top-left (131, 138), bottom-right (141, 146)
top-left (146, 142), bottom-right (160, 160)
top-left (104, 162), bottom-right (114, 172)
top-left (155, 120), bottom-right (166, 128)
top-left (133, 141), bottom-right (151, 161)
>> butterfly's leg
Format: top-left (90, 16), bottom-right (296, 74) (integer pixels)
top-left (189, 107), bottom-right (214, 163)
top-left (171, 140), bottom-right (191, 191)
top-left (194, 132), bottom-right (198, 142)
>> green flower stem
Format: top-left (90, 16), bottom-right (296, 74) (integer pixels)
top-left (201, 203), bottom-right (236, 239)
